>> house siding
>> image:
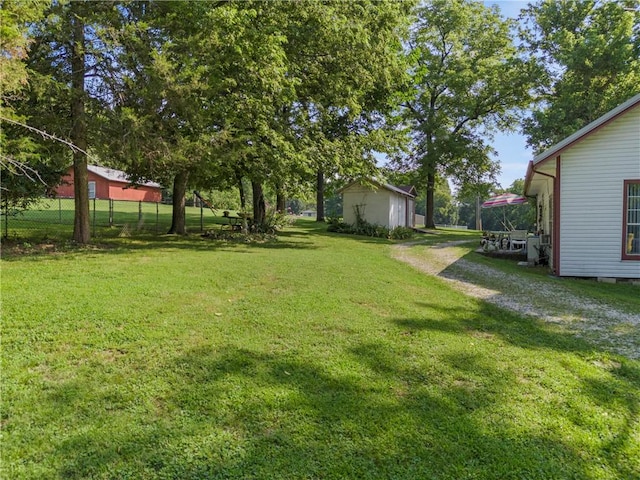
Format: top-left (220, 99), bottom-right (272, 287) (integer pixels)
top-left (559, 105), bottom-right (640, 278)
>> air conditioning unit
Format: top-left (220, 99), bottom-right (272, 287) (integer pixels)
top-left (540, 234), bottom-right (551, 245)
top-left (527, 236), bottom-right (540, 263)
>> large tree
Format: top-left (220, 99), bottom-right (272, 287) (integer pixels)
top-left (280, 0), bottom-right (413, 222)
top-left (399, 0), bottom-right (536, 229)
top-left (520, 0), bottom-right (640, 152)
top-left (18, 1), bottom-right (123, 243)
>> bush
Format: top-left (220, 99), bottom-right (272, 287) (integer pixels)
top-left (326, 214), bottom-right (393, 239)
top-left (252, 207), bottom-right (294, 234)
top-left (389, 226), bottom-right (414, 240)
top-left (326, 216), bottom-right (353, 233)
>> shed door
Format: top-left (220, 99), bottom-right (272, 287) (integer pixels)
top-left (88, 181), bottom-right (96, 199)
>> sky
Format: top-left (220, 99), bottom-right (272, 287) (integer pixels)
top-left (483, 1), bottom-right (533, 189)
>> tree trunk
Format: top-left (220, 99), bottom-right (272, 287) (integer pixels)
top-left (316, 169), bottom-right (325, 222)
top-left (71, 10), bottom-right (90, 244)
top-left (168, 171), bottom-right (189, 234)
top-left (276, 186), bottom-right (285, 213)
top-left (237, 173), bottom-right (246, 211)
top-left (475, 194), bottom-right (482, 231)
top-left (425, 171), bottom-right (436, 229)
top-left (252, 180), bottom-right (266, 227)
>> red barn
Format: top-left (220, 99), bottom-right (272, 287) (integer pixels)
top-left (56, 165), bottom-right (162, 202)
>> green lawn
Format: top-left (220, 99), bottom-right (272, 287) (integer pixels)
top-left (1, 198), bottom-right (232, 240)
top-left (2, 221), bottom-right (639, 479)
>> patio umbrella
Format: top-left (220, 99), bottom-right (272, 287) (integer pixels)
top-left (481, 192), bottom-right (528, 230)
top-left (481, 192), bottom-right (527, 208)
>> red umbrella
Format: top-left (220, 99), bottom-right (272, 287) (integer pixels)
top-left (481, 192), bottom-right (527, 209)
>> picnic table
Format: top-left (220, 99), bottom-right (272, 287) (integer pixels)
top-left (226, 216), bottom-right (243, 231)
top-left (222, 211), bottom-right (252, 231)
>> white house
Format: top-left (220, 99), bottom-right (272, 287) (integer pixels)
top-left (339, 179), bottom-right (416, 229)
top-left (524, 93), bottom-right (640, 279)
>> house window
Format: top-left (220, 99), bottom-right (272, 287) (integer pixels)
top-left (623, 180), bottom-right (640, 260)
top-left (88, 181), bottom-right (96, 200)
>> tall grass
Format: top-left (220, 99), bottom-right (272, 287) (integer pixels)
top-left (2, 221), bottom-right (638, 479)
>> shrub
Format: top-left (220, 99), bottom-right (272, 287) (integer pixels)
top-left (326, 217), bottom-right (353, 233)
top-left (327, 213), bottom-right (392, 238)
top-left (252, 207), bottom-right (294, 234)
top-left (389, 226), bottom-right (414, 240)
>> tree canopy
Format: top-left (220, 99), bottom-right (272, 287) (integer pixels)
top-left (8, 0), bottom-right (638, 239)
top-left (520, 0), bottom-right (640, 152)
top-left (397, 0), bottom-right (536, 228)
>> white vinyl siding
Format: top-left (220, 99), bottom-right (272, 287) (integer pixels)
top-left (559, 105), bottom-right (640, 278)
top-left (343, 186), bottom-right (393, 227)
top-left (342, 184), bottom-right (412, 229)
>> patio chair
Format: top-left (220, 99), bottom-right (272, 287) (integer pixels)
top-left (509, 230), bottom-right (528, 251)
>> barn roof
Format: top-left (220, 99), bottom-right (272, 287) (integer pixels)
top-left (88, 165), bottom-right (162, 189)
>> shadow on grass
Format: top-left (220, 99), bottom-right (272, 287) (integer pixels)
top-left (0, 221), bottom-right (400, 261)
top-left (401, 300), bottom-right (594, 355)
top-left (42, 306), bottom-right (639, 479)
top-left (0, 229), bottom-right (323, 262)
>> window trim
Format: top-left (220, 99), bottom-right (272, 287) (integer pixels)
top-left (88, 181), bottom-right (96, 200)
top-left (622, 179), bottom-right (640, 261)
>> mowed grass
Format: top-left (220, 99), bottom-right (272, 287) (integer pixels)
top-left (2, 221), bottom-right (639, 479)
top-left (1, 198), bottom-right (231, 241)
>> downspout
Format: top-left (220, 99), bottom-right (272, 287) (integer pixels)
top-left (553, 157), bottom-right (561, 275)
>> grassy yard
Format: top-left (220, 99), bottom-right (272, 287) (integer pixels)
top-left (1, 198), bottom-right (232, 240)
top-left (2, 220), bottom-right (639, 479)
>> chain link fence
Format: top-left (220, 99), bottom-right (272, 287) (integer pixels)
top-left (1, 197), bottom-right (225, 240)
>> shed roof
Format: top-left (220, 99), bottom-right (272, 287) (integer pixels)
top-left (87, 165), bottom-right (162, 189)
top-left (338, 179), bottom-right (416, 198)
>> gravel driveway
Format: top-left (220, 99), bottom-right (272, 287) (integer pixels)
top-left (391, 240), bottom-right (640, 360)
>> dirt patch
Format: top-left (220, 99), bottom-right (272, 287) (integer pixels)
top-left (391, 240), bottom-right (640, 359)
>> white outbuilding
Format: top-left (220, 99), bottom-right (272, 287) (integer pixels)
top-left (339, 179), bottom-right (416, 229)
top-left (524, 93), bottom-right (640, 279)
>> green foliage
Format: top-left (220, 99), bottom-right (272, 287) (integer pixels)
top-left (398, 0), bottom-right (536, 228)
top-left (327, 210), bottom-right (413, 240)
top-left (326, 213), bottom-right (390, 238)
top-left (252, 206), bottom-right (294, 234)
top-left (0, 161), bottom-right (66, 212)
top-left (0, 0), bottom-right (49, 107)
top-left (326, 216), bottom-right (353, 234)
top-left (520, 0), bottom-right (640, 151)
top-left (389, 226), bottom-right (414, 240)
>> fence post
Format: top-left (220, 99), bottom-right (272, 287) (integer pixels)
top-left (200, 204), bottom-right (204, 232)
top-left (138, 201), bottom-right (142, 222)
top-left (92, 198), bottom-right (96, 237)
top-left (109, 198), bottom-right (113, 227)
top-left (156, 202), bottom-right (159, 234)
top-left (59, 198), bottom-right (62, 223)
